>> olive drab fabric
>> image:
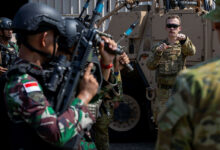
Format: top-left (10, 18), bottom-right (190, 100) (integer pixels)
top-left (92, 70), bottom-right (123, 150)
top-left (156, 58), bottom-right (220, 150)
top-left (146, 37), bottom-right (196, 122)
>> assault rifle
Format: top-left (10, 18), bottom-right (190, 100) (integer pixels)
top-left (46, 0), bottom-right (135, 113)
top-left (46, 0), bottom-right (105, 114)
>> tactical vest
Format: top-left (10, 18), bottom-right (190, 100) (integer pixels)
top-left (157, 43), bottom-right (185, 76)
top-left (0, 62), bottom-right (81, 150)
top-left (0, 41), bottom-right (18, 68)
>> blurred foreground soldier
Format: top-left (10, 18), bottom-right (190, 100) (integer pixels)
top-left (0, 3), bottom-right (99, 150)
top-left (156, 2), bottom-right (220, 149)
top-left (146, 15), bottom-right (196, 123)
top-left (0, 17), bottom-right (18, 75)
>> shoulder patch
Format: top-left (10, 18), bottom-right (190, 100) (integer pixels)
top-left (23, 81), bottom-right (41, 93)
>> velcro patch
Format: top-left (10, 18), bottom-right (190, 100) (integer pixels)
top-left (23, 81), bottom-right (41, 93)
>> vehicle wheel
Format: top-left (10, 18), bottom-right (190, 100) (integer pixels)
top-left (109, 93), bottom-right (149, 142)
top-left (109, 94), bottom-right (141, 132)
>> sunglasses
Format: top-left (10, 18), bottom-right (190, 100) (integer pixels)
top-left (166, 24), bottom-right (180, 28)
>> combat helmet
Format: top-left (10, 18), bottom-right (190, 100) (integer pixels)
top-left (58, 17), bottom-right (85, 50)
top-left (13, 2), bottom-right (64, 35)
top-left (0, 17), bottom-right (12, 29)
top-left (13, 2), bottom-right (65, 58)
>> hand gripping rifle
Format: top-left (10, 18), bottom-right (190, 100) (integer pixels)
top-left (53, 0), bottom-right (106, 114)
top-left (103, 20), bottom-right (139, 72)
top-left (43, 1), bottom-right (106, 149)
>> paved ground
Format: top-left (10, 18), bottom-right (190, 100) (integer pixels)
top-left (110, 142), bottom-right (155, 150)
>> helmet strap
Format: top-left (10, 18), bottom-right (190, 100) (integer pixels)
top-left (20, 35), bottom-right (53, 60)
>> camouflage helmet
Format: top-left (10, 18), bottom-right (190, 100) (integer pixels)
top-left (58, 17), bottom-right (85, 49)
top-left (12, 2), bottom-right (65, 35)
top-left (204, 0), bottom-right (220, 22)
top-left (0, 17), bottom-right (12, 29)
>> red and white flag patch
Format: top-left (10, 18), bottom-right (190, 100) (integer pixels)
top-left (23, 81), bottom-right (41, 93)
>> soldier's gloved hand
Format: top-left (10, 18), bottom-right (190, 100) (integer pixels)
top-left (99, 36), bottom-right (117, 66)
top-left (0, 66), bottom-right (8, 75)
top-left (156, 43), bottom-right (168, 55)
top-left (177, 33), bottom-right (186, 41)
top-left (114, 52), bottom-right (130, 72)
top-left (77, 63), bottom-right (99, 105)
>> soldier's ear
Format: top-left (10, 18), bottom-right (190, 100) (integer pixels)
top-left (40, 32), bottom-right (48, 47)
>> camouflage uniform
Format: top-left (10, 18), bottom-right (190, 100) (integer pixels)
top-left (0, 41), bottom-right (18, 68)
top-left (146, 38), bottom-right (196, 123)
top-left (156, 58), bottom-right (220, 150)
top-left (91, 70), bottom-right (123, 150)
top-left (3, 58), bottom-right (96, 150)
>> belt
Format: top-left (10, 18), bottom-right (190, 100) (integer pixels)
top-left (158, 84), bottom-right (173, 89)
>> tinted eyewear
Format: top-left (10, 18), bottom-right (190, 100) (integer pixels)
top-left (166, 24), bottom-right (180, 28)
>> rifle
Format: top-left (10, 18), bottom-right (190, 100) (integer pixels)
top-left (53, 0), bottom-right (105, 114)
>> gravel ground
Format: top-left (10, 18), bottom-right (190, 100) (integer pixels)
top-left (110, 142), bottom-right (155, 150)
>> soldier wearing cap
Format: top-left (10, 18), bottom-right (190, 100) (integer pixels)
top-left (146, 15), bottom-right (196, 124)
top-left (155, 1), bottom-right (220, 149)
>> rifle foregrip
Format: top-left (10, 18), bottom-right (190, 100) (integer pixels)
top-left (104, 43), bottom-right (123, 55)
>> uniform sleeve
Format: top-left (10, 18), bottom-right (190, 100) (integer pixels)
top-left (181, 37), bottom-right (196, 56)
top-left (4, 74), bottom-right (95, 146)
top-left (146, 42), bottom-right (163, 70)
top-left (155, 74), bottom-right (194, 150)
top-left (93, 70), bottom-right (123, 102)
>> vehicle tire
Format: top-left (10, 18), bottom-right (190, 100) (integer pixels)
top-left (109, 92), bottom-right (154, 142)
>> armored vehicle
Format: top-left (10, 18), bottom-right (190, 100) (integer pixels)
top-left (103, 0), bottom-right (219, 141)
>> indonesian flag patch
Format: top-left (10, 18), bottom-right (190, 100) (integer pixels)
top-left (23, 81), bottom-right (41, 93)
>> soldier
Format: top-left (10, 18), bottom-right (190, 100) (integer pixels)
top-left (146, 15), bottom-right (196, 123)
top-left (0, 2), bottom-right (103, 150)
top-left (92, 49), bottom-right (130, 150)
top-left (0, 17), bottom-right (18, 75)
top-left (57, 17), bottom-right (130, 150)
top-left (155, 1), bottom-right (220, 149)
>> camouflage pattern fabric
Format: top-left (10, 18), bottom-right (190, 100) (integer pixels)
top-left (7, 41), bottom-right (19, 53)
top-left (92, 70), bottom-right (123, 150)
top-left (0, 42), bottom-right (18, 67)
top-left (156, 57), bottom-right (220, 150)
top-left (146, 37), bottom-right (196, 123)
top-left (4, 58), bottom-right (96, 149)
top-left (80, 139), bottom-right (96, 150)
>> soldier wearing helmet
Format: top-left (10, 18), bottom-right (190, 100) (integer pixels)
top-left (155, 0), bottom-right (220, 149)
top-left (0, 2), bottom-right (100, 150)
top-left (57, 17), bottom-right (130, 150)
top-left (0, 17), bottom-right (18, 75)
